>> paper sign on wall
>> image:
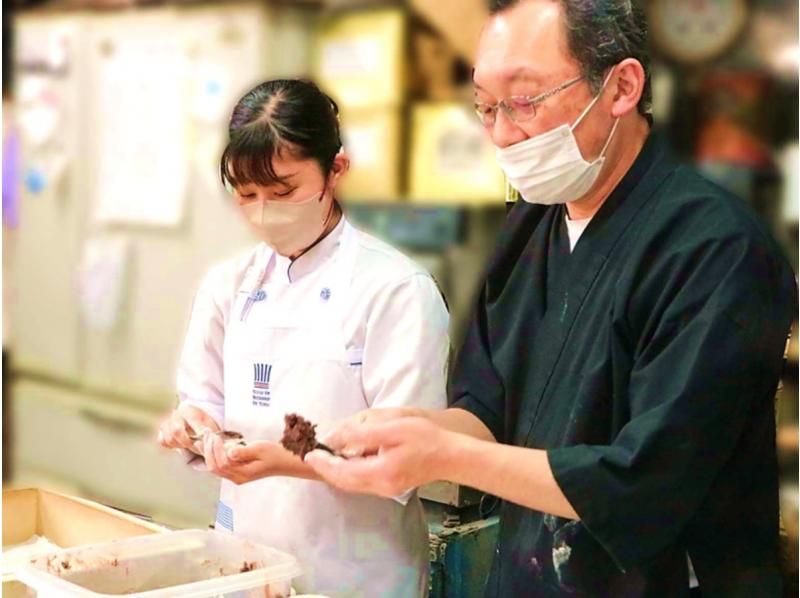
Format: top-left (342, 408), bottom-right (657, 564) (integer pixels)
top-left (92, 34), bottom-right (188, 227)
top-left (77, 236), bottom-right (131, 331)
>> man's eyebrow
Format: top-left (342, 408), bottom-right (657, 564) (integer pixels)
top-left (509, 66), bottom-right (545, 82)
top-left (473, 66), bottom-right (545, 89)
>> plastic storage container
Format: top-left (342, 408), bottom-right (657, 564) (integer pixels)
top-left (17, 530), bottom-right (302, 597)
top-left (3, 488), bottom-right (166, 598)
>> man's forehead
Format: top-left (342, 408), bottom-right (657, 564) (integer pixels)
top-left (474, 0), bottom-right (573, 86)
top-left (473, 65), bottom-right (547, 89)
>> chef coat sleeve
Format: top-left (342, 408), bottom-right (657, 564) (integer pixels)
top-left (361, 273), bottom-right (449, 412)
top-left (175, 266), bottom-right (228, 428)
top-left (360, 273), bottom-right (448, 505)
top-left (547, 224), bottom-right (797, 572)
top-left (447, 288), bottom-right (505, 443)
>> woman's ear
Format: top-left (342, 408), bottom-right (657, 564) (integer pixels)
top-left (327, 151), bottom-right (350, 190)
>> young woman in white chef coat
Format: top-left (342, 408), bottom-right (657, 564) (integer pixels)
top-left (157, 79), bottom-right (449, 597)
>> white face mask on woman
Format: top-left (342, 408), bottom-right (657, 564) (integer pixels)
top-left (241, 190), bottom-right (333, 257)
top-left (495, 70), bottom-right (619, 205)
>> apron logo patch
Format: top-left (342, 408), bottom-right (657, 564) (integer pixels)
top-left (320, 287), bottom-right (331, 301)
top-left (252, 363), bottom-right (272, 407)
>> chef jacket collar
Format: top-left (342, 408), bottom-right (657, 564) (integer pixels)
top-left (268, 215), bottom-right (347, 284)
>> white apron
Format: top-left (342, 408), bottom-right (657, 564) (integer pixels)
top-left (218, 224), bottom-right (428, 598)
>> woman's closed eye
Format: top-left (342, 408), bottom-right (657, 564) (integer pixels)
top-left (275, 188), bottom-right (296, 198)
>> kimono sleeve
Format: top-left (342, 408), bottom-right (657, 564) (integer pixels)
top-left (548, 225), bottom-right (797, 571)
top-left (448, 287), bottom-right (506, 443)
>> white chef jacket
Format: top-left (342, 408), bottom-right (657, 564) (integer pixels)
top-left (177, 214), bottom-right (449, 446)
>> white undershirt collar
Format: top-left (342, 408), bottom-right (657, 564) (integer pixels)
top-left (564, 212), bottom-right (592, 252)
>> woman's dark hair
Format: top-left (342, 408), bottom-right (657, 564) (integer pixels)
top-left (489, 0), bottom-right (652, 119)
top-left (220, 79), bottom-right (342, 190)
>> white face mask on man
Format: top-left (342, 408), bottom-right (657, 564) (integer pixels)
top-left (241, 190), bottom-right (333, 257)
top-left (495, 70), bottom-right (619, 205)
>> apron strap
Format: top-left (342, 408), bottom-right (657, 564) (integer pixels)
top-left (239, 244), bottom-right (274, 322)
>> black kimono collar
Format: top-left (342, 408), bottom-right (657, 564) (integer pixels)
top-left (571, 132), bottom-right (676, 261)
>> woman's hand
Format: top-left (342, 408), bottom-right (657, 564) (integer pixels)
top-left (202, 436), bottom-right (303, 485)
top-left (157, 404), bottom-right (220, 455)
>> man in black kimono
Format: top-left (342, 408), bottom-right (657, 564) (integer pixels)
top-left (304, 1), bottom-right (798, 595)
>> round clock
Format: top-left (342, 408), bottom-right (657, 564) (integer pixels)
top-left (650, 0), bottom-right (750, 65)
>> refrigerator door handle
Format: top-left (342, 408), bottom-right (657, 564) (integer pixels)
top-left (78, 408), bottom-right (153, 436)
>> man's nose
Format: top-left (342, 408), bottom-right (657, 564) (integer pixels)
top-left (490, 110), bottom-right (528, 149)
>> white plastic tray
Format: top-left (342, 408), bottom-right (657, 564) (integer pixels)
top-left (17, 529), bottom-right (302, 597)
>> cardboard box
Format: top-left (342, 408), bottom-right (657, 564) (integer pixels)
top-left (411, 26), bottom-right (461, 102)
top-left (338, 107), bottom-right (403, 202)
top-left (3, 488), bottom-right (166, 597)
top-left (408, 102), bottom-right (505, 204)
top-left (313, 8), bottom-right (406, 109)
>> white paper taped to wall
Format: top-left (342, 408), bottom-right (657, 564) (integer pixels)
top-left (17, 75), bottom-right (61, 148)
top-left (342, 125), bottom-right (379, 167)
top-left (92, 31), bottom-right (189, 227)
top-left (77, 236), bottom-right (131, 331)
top-left (321, 39), bottom-right (380, 77)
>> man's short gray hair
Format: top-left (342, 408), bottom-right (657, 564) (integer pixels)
top-left (489, 0), bottom-right (652, 119)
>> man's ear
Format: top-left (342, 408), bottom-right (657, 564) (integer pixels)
top-left (610, 58), bottom-right (646, 119)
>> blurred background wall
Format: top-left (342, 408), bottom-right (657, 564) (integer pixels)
top-left (2, 0), bottom-right (797, 570)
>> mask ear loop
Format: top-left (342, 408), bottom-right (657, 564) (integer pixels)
top-left (570, 67), bottom-right (616, 132)
top-left (598, 117), bottom-right (620, 159)
top-left (569, 67), bottom-right (620, 162)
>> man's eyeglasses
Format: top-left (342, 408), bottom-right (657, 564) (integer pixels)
top-left (474, 75), bottom-right (584, 126)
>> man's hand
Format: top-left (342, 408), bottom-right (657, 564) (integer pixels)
top-left (316, 407), bottom-right (423, 457)
top-left (202, 436), bottom-right (296, 485)
top-left (157, 404), bottom-right (220, 455)
top-left (306, 407), bottom-right (577, 520)
top-left (305, 416), bottom-right (450, 498)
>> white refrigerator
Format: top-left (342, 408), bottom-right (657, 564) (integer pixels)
top-left (8, 2), bottom-right (315, 527)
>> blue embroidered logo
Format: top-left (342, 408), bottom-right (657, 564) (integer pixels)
top-left (253, 289), bottom-right (267, 302)
top-left (320, 287), bottom-right (331, 301)
top-left (252, 363), bottom-right (272, 407)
